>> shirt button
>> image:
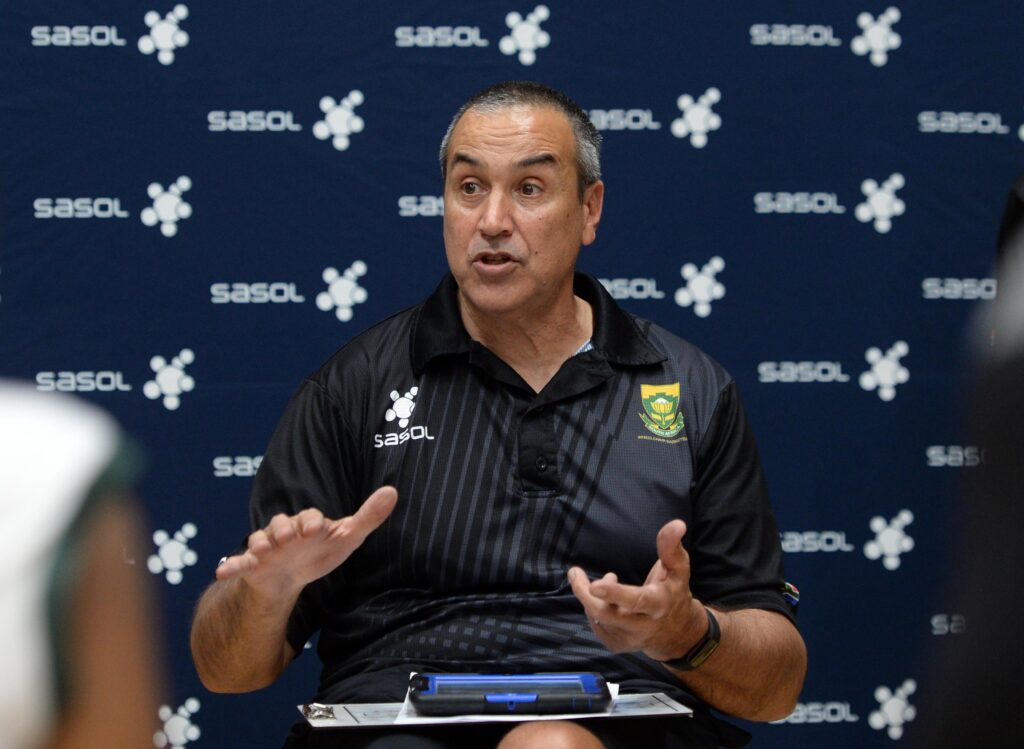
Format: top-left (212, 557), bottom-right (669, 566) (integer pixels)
top-left (535, 457), bottom-right (548, 472)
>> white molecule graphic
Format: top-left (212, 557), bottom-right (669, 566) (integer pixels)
top-left (851, 7), bottom-right (902, 67)
top-left (855, 172), bottom-right (905, 233)
top-left (154, 698), bottom-right (201, 748)
top-left (144, 348), bottom-right (195, 410)
top-left (869, 680), bottom-right (916, 739)
top-left (385, 387), bottom-right (419, 429)
top-left (138, 4), bottom-right (190, 66)
top-left (670, 88), bottom-right (722, 148)
top-left (499, 5), bottom-right (551, 66)
top-left (864, 510), bottom-right (914, 570)
top-left (316, 261), bottom-right (368, 322)
top-left (147, 523), bottom-right (198, 585)
top-left (674, 256), bottom-right (725, 317)
top-left (313, 91), bottom-right (365, 151)
top-left (141, 176), bottom-right (193, 238)
top-left (859, 340), bottom-right (909, 401)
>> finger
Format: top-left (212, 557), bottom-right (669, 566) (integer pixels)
top-left (591, 579), bottom-right (660, 616)
top-left (567, 567), bottom-right (604, 612)
top-left (589, 571), bottom-right (619, 598)
top-left (247, 529), bottom-right (272, 555)
top-left (332, 486), bottom-right (398, 544)
top-left (215, 551), bottom-right (258, 580)
top-left (266, 513), bottom-right (299, 548)
top-left (656, 520), bottom-right (689, 577)
top-left (296, 508), bottom-right (326, 537)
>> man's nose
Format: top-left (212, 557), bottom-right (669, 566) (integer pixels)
top-left (478, 191), bottom-right (514, 237)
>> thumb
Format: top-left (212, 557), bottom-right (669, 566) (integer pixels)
top-left (656, 519), bottom-right (689, 577)
top-left (336, 485), bottom-right (398, 543)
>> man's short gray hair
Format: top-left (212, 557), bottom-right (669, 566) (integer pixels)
top-left (438, 81), bottom-right (602, 200)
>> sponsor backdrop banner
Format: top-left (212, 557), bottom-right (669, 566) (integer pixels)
top-left (1, 1), bottom-right (1020, 746)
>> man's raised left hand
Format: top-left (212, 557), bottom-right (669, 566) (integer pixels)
top-left (568, 519), bottom-right (711, 662)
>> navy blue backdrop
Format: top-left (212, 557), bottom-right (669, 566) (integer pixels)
top-left (2, 2), bottom-right (1021, 746)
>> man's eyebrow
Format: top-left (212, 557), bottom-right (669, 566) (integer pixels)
top-left (516, 153), bottom-right (557, 169)
top-left (448, 152), bottom-right (558, 171)
top-left (450, 152), bottom-right (480, 169)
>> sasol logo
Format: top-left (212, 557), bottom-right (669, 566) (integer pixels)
top-left (758, 361), bottom-right (851, 383)
top-left (34, 198), bottom-right (129, 219)
top-left (926, 445), bottom-right (984, 467)
top-left (373, 425), bottom-right (436, 448)
top-left (589, 109), bottom-right (661, 131)
top-left (398, 196), bottom-right (444, 217)
top-left (753, 192), bottom-right (846, 215)
top-left (922, 277), bottom-right (997, 300)
top-left (208, 111), bottom-right (302, 132)
top-left (374, 387), bottom-right (436, 448)
top-left (749, 24), bottom-right (842, 47)
top-left (781, 531), bottom-right (854, 553)
top-left (210, 282), bottom-right (305, 304)
top-left (212, 455), bottom-right (263, 478)
top-left (36, 371), bottom-right (132, 392)
top-left (775, 702), bottom-right (859, 724)
top-left (918, 111), bottom-right (1010, 135)
top-left (31, 25), bottom-right (127, 47)
top-left (599, 278), bottom-right (666, 300)
top-left (931, 614), bottom-right (966, 635)
top-left (394, 26), bottom-right (489, 47)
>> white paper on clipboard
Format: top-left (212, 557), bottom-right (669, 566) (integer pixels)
top-left (299, 685), bottom-right (692, 729)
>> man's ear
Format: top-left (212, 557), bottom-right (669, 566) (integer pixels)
top-left (581, 180), bottom-right (605, 246)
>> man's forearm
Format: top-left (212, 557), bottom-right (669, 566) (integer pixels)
top-left (190, 578), bottom-right (298, 693)
top-left (666, 608), bottom-right (806, 721)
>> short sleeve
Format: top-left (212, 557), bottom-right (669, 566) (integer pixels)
top-left (247, 378), bottom-right (360, 653)
top-left (686, 381), bottom-right (796, 625)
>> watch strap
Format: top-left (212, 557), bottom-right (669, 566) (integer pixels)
top-left (659, 606), bottom-right (721, 671)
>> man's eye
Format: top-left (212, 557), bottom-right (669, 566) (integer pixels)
top-left (521, 184), bottom-right (539, 196)
top-left (461, 183), bottom-right (479, 195)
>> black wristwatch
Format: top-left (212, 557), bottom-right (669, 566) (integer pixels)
top-left (660, 607), bottom-right (721, 671)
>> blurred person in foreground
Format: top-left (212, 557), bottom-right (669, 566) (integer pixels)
top-left (191, 81), bottom-right (806, 749)
top-left (0, 382), bottom-right (163, 749)
top-left (912, 175), bottom-right (1024, 749)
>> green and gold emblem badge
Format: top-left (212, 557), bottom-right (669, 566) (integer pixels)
top-left (640, 382), bottom-right (685, 438)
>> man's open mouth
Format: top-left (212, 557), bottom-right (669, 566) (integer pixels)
top-left (477, 253), bottom-right (513, 265)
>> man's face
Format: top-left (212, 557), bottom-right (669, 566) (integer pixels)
top-left (442, 105), bottom-right (604, 321)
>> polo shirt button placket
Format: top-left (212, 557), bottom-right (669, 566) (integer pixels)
top-left (535, 456), bottom-right (548, 472)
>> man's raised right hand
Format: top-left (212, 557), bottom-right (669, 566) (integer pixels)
top-left (215, 486), bottom-right (398, 600)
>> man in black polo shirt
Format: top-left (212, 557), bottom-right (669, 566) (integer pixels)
top-left (191, 81), bottom-right (806, 749)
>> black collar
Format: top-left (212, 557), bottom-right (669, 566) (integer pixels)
top-left (410, 272), bottom-right (665, 376)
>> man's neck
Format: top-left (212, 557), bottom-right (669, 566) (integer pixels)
top-left (459, 291), bottom-right (594, 393)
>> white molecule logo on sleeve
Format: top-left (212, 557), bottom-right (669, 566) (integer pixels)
top-left (147, 523), bottom-right (198, 585)
top-left (864, 510), bottom-right (914, 570)
top-left (855, 173), bottom-right (905, 233)
top-left (138, 4), bottom-right (190, 66)
top-left (154, 698), bottom-right (201, 748)
top-left (670, 88), bottom-right (722, 149)
top-left (674, 256), bottom-right (725, 317)
top-left (313, 91), bottom-right (365, 151)
top-left (499, 5), bottom-right (551, 66)
top-left (869, 680), bottom-right (916, 739)
top-left (851, 7), bottom-right (902, 67)
top-left (144, 348), bottom-right (195, 410)
top-left (386, 387), bottom-right (419, 429)
top-left (141, 176), bottom-right (192, 238)
top-left (316, 261), bottom-right (368, 322)
top-left (859, 340), bottom-right (909, 401)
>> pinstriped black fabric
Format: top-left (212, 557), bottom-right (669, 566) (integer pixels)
top-left (250, 273), bottom-right (792, 726)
